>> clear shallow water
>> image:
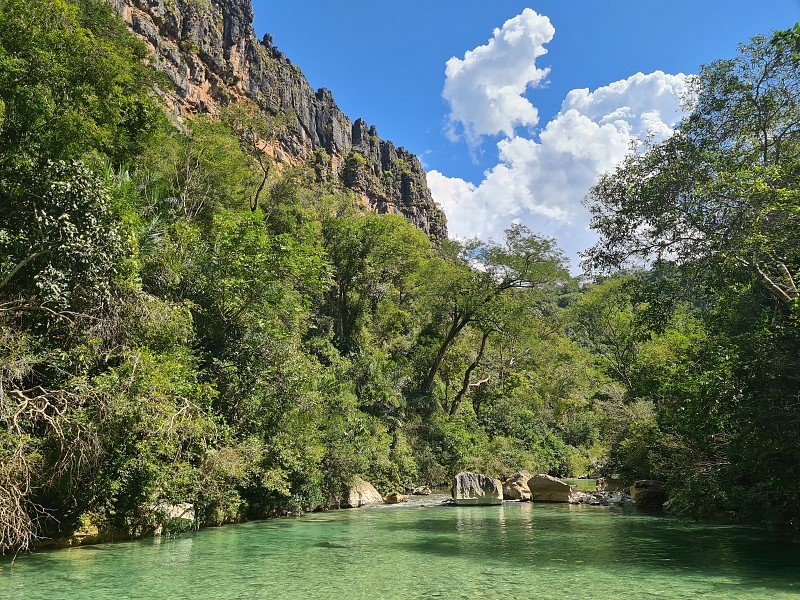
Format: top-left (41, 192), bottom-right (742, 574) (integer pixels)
top-left (2, 499), bottom-right (799, 599)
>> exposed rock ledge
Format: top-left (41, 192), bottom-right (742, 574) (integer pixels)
top-left (105, 0), bottom-right (447, 240)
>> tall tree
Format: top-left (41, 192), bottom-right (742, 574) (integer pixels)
top-left (584, 30), bottom-right (800, 522)
top-left (419, 224), bottom-right (568, 398)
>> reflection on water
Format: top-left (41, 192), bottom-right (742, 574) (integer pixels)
top-left (1, 501), bottom-right (799, 599)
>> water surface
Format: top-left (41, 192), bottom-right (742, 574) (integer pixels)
top-left (1, 499), bottom-right (798, 599)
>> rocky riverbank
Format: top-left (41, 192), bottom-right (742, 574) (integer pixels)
top-left (448, 471), bottom-right (662, 510)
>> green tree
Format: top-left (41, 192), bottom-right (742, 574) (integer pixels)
top-left (0, 0), bottom-right (157, 166)
top-left (418, 224), bottom-right (568, 398)
top-left (584, 30), bottom-right (800, 522)
top-left (0, 161), bottom-right (126, 317)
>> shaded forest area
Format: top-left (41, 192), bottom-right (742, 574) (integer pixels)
top-left (1, 0), bottom-right (798, 553)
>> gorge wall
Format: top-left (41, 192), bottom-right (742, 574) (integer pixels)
top-left (107, 0), bottom-right (447, 240)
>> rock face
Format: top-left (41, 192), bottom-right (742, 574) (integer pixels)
top-left (579, 490), bottom-right (635, 507)
top-left (502, 471), bottom-right (532, 501)
top-left (528, 474), bottom-right (583, 503)
top-left (151, 502), bottom-right (196, 536)
top-left (630, 480), bottom-right (667, 510)
top-left (106, 0), bottom-right (447, 240)
top-left (451, 472), bottom-right (503, 505)
top-left (342, 478), bottom-right (383, 508)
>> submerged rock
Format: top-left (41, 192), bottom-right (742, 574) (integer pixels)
top-left (451, 472), bottom-right (503, 505)
top-left (630, 480), bottom-right (667, 511)
top-left (502, 470), bottom-right (533, 501)
top-left (342, 478), bottom-right (383, 508)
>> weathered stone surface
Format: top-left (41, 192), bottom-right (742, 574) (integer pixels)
top-left (411, 486), bottom-right (432, 495)
top-left (106, 0), bottom-right (447, 240)
top-left (630, 480), bottom-right (667, 510)
top-left (151, 502), bottom-right (196, 536)
top-left (528, 474), bottom-right (583, 503)
top-left (502, 470), bottom-right (532, 501)
top-left (451, 472), bottom-right (503, 505)
top-left (342, 478), bottom-right (383, 508)
top-left (384, 492), bottom-right (410, 504)
top-left (577, 490), bottom-right (635, 507)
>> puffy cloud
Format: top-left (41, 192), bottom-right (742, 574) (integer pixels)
top-left (443, 8), bottom-right (555, 144)
top-left (431, 70), bottom-right (690, 271)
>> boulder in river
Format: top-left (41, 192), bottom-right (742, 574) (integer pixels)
top-left (528, 474), bottom-right (583, 503)
top-left (630, 480), bottom-right (667, 510)
top-left (411, 486), bottom-right (432, 495)
top-left (502, 470), bottom-right (532, 501)
top-left (451, 472), bottom-right (503, 505)
top-left (342, 478), bottom-right (383, 508)
top-left (584, 490), bottom-right (635, 507)
top-left (384, 492), bottom-right (410, 504)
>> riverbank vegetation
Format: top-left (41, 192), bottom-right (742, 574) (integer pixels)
top-left (1, 0), bottom-right (798, 553)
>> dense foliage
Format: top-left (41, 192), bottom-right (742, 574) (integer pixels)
top-left (1, 0), bottom-right (798, 554)
top-left (585, 30), bottom-right (800, 523)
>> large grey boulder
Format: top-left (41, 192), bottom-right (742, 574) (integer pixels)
top-left (342, 478), bottom-right (383, 508)
top-left (451, 472), bottom-right (503, 505)
top-left (502, 470), bottom-right (533, 501)
top-left (528, 474), bottom-right (583, 503)
top-left (630, 480), bottom-right (667, 510)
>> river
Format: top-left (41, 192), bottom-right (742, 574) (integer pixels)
top-left (1, 497), bottom-right (798, 599)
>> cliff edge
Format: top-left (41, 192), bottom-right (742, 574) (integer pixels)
top-left (107, 0), bottom-right (447, 239)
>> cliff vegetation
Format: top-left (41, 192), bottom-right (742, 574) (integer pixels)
top-left (1, 0), bottom-right (799, 554)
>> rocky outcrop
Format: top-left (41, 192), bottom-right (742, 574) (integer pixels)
top-left (106, 0), bottom-right (447, 240)
top-left (342, 478), bottom-right (383, 508)
top-left (451, 472), bottom-right (503, 505)
top-left (630, 480), bottom-right (667, 511)
top-left (528, 474), bottom-right (583, 503)
top-left (147, 502), bottom-right (196, 536)
top-left (582, 490), bottom-right (635, 507)
top-left (502, 471), bottom-right (532, 501)
top-left (383, 492), bottom-right (410, 504)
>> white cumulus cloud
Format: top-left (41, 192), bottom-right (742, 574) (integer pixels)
top-left (430, 69), bottom-right (690, 271)
top-left (443, 8), bottom-right (555, 145)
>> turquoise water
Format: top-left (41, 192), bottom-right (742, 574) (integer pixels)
top-left (2, 499), bottom-right (799, 599)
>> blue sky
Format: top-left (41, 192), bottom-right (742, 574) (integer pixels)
top-left (252, 2), bottom-right (800, 270)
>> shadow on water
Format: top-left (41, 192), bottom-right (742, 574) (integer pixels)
top-left (375, 503), bottom-right (800, 594)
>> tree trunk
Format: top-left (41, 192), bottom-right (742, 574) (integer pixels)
top-left (422, 315), bottom-right (470, 394)
top-left (449, 330), bottom-right (489, 417)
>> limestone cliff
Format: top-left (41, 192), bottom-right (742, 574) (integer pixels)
top-left (107, 0), bottom-right (447, 239)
